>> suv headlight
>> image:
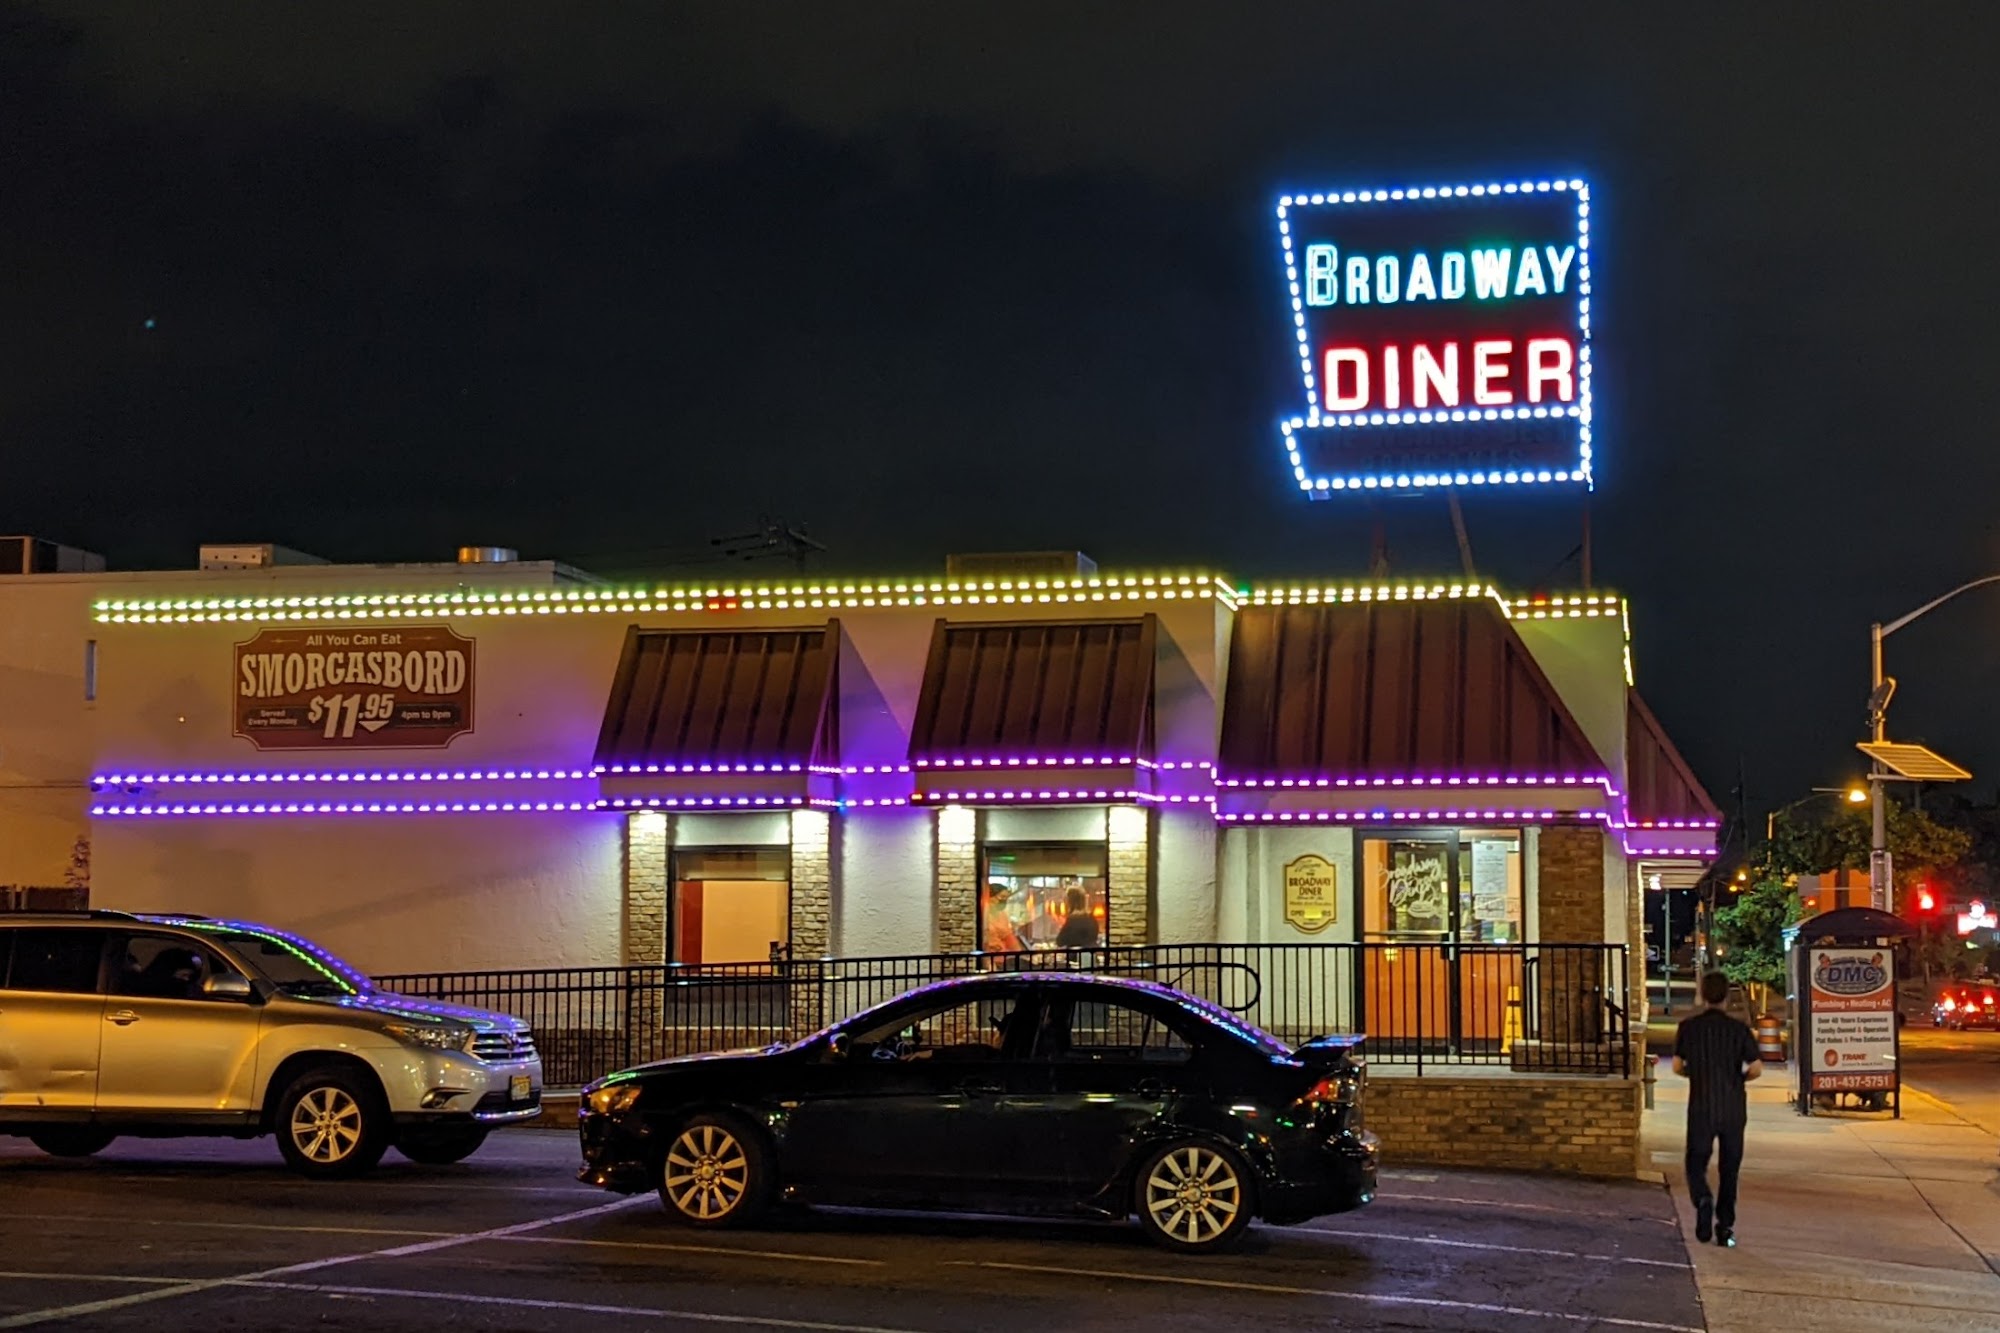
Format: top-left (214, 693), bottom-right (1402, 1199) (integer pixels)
top-left (383, 1020), bottom-right (474, 1053)
top-left (587, 1083), bottom-right (642, 1115)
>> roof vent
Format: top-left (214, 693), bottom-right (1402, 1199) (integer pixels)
top-left (945, 551), bottom-right (1097, 580)
top-left (198, 543), bottom-right (327, 571)
top-left (457, 546), bottom-right (518, 564)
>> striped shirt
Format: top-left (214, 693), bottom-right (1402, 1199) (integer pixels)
top-left (1675, 1008), bottom-right (1761, 1125)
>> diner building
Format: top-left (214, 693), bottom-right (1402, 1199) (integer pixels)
top-left (3, 547), bottom-right (1720, 1173)
top-left (5, 550), bottom-right (1716, 974)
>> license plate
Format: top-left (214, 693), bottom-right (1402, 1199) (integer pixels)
top-left (510, 1075), bottom-right (533, 1103)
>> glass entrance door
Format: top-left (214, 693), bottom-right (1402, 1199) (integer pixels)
top-left (1361, 835), bottom-right (1457, 1050)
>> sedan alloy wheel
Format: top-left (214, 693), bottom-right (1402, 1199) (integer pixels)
top-left (1137, 1141), bottom-right (1252, 1252)
top-left (658, 1115), bottom-right (767, 1227)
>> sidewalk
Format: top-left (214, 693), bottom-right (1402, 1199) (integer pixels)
top-left (1644, 1066), bottom-right (2000, 1332)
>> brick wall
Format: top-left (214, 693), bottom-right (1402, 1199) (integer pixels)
top-left (624, 812), bottom-right (669, 965)
top-left (1536, 823), bottom-right (1605, 1045)
top-left (1106, 804), bottom-right (1151, 945)
top-left (1368, 1074), bottom-right (1641, 1177)
top-left (1537, 823), bottom-right (1604, 941)
top-left (934, 805), bottom-right (977, 951)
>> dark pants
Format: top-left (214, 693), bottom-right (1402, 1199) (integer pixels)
top-left (1684, 1109), bottom-right (1746, 1228)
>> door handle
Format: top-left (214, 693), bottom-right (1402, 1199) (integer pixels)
top-left (106, 1010), bottom-right (141, 1026)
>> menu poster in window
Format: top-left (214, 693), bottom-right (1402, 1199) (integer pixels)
top-left (1806, 948), bottom-right (1897, 1093)
top-left (1283, 854), bottom-right (1339, 933)
top-left (234, 625), bottom-right (475, 750)
top-left (1385, 845), bottom-right (1450, 933)
top-left (1471, 840), bottom-right (1514, 922)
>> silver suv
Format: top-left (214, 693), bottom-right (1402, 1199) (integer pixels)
top-left (0, 911), bottom-right (542, 1177)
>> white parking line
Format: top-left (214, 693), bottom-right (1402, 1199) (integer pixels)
top-left (2, 1214), bottom-right (453, 1241)
top-left (0, 1274), bottom-right (193, 1288)
top-left (953, 1261), bottom-right (1707, 1333)
top-left (229, 1280), bottom-right (938, 1332)
top-left (1387, 1192), bottom-right (1681, 1224)
top-left (499, 1235), bottom-right (885, 1267)
top-left (1280, 1223), bottom-right (1691, 1268)
top-left (0, 1197), bottom-right (647, 1329)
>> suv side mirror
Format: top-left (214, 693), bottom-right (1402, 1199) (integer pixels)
top-left (202, 974), bottom-right (255, 1001)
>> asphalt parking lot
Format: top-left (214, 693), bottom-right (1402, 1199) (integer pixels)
top-left (0, 1129), bottom-right (1703, 1333)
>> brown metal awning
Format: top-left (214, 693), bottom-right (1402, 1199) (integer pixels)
top-left (593, 623), bottom-right (839, 809)
top-left (1626, 690), bottom-right (1721, 826)
top-left (1219, 599), bottom-right (1601, 781)
top-left (908, 616), bottom-right (1157, 802)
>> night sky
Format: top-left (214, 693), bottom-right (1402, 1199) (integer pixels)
top-left (6, 2), bottom-right (2000, 820)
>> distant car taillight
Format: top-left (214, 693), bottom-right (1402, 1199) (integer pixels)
top-left (1941, 997), bottom-right (1957, 1011)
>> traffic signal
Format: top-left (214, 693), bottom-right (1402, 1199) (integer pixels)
top-left (1915, 885), bottom-right (1937, 913)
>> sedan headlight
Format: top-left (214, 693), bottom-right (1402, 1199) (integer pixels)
top-left (383, 1020), bottom-right (475, 1053)
top-left (587, 1083), bottom-right (642, 1115)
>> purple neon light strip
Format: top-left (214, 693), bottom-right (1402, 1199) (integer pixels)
top-left (95, 768), bottom-right (593, 786)
top-left (91, 801), bottom-right (594, 817)
top-left (596, 795), bottom-right (813, 810)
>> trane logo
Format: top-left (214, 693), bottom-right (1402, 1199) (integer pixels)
top-left (1814, 955), bottom-right (1888, 996)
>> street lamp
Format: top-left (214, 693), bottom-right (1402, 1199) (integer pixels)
top-left (1764, 785), bottom-right (1869, 844)
top-left (1867, 576), bottom-right (2000, 910)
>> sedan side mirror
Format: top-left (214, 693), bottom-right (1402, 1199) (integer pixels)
top-left (829, 1031), bottom-right (852, 1059)
top-left (202, 974), bottom-right (255, 1002)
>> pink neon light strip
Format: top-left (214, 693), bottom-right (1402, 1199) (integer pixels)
top-left (912, 757), bottom-right (1211, 770)
top-left (1215, 772), bottom-right (1615, 791)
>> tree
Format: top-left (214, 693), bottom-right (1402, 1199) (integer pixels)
top-left (1761, 797), bottom-right (1971, 912)
top-left (62, 835), bottom-right (90, 894)
top-left (1712, 877), bottom-right (1801, 1014)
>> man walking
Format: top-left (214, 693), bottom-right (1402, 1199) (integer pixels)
top-left (1673, 971), bottom-right (1764, 1247)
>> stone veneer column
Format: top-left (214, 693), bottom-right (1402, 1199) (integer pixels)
top-left (935, 805), bottom-right (978, 951)
top-left (787, 808), bottom-right (834, 1036)
top-left (1107, 804), bottom-right (1152, 946)
top-left (1535, 823), bottom-right (1606, 1049)
top-left (788, 809), bottom-right (833, 960)
top-left (624, 811), bottom-right (670, 965)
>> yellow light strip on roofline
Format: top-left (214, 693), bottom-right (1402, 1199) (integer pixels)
top-left (95, 573), bottom-right (1238, 625)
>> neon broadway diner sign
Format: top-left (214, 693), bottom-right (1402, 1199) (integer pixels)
top-left (1272, 176), bottom-right (1593, 496)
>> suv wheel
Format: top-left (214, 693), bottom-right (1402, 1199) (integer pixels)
top-left (275, 1067), bottom-right (389, 1178)
top-left (395, 1125), bottom-right (489, 1166)
top-left (657, 1113), bottom-right (770, 1228)
top-left (1134, 1140), bottom-right (1254, 1253)
top-left (28, 1127), bottom-right (117, 1158)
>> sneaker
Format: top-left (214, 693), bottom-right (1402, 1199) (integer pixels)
top-left (1695, 1201), bottom-right (1713, 1244)
top-left (1715, 1227), bottom-right (1735, 1248)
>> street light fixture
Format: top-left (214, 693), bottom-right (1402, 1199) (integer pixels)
top-left (1867, 577), bottom-right (1994, 910)
top-left (1764, 785), bottom-right (1870, 842)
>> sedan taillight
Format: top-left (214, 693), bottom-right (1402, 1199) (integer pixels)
top-left (1941, 997), bottom-right (1957, 1011)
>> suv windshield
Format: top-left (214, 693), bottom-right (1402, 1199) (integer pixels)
top-left (165, 921), bottom-right (372, 997)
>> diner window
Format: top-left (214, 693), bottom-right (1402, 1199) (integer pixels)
top-left (671, 848), bottom-right (790, 966)
top-left (1459, 833), bottom-right (1524, 943)
top-left (1363, 831), bottom-right (1524, 942)
top-left (980, 843), bottom-right (1108, 953)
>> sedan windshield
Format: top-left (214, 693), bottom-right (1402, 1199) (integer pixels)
top-left (172, 922), bottom-right (372, 996)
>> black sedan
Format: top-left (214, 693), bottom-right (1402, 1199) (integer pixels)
top-left (578, 972), bottom-right (1377, 1252)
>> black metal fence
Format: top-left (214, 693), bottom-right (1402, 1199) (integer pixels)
top-left (375, 941), bottom-right (1630, 1088)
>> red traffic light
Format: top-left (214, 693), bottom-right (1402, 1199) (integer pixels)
top-left (1916, 887), bottom-right (1937, 912)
